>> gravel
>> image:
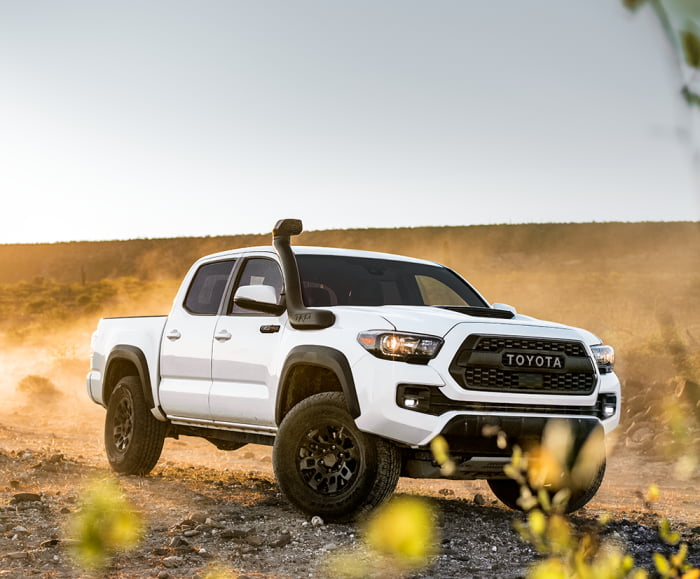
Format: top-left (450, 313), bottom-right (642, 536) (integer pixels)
top-left (0, 445), bottom-right (697, 578)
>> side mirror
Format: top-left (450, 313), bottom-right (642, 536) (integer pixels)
top-left (234, 285), bottom-right (286, 316)
top-left (492, 302), bottom-right (517, 315)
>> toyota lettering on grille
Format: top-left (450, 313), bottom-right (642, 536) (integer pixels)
top-left (502, 352), bottom-right (565, 369)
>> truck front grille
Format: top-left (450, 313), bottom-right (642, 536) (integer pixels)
top-left (450, 334), bottom-right (596, 395)
top-left (474, 336), bottom-right (586, 357)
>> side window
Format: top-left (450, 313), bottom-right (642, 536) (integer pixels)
top-left (184, 260), bottom-right (236, 315)
top-left (416, 275), bottom-right (468, 306)
top-left (231, 258), bottom-right (283, 314)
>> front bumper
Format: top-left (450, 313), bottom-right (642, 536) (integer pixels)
top-left (352, 348), bottom-right (622, 448)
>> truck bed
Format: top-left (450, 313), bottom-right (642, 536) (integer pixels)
top-left (87, 315), bottom-right (168, 409)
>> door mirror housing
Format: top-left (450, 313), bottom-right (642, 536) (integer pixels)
top-left (233, 285), bottom-right (286, 316)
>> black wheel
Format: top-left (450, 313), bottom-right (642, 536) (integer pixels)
top-left (273, 392), bottom-right (401, 522)
top-left (104, 376), bottom-right (166, 475)
top-left (487, 458), bottom-right (606, 514)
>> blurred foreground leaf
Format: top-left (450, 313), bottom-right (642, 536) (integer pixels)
top-left (68, 477), bottom-right (143, 570)
top-left (646, 484), bottom-right (660, 503)
top-left (682, 30), bottom-right (700, 69)
top-left (326, 495), bottom-right (438, 578)
top-left (621, 0), bottom-right (648, 11)
top-left (430, 435), bottom-right (456, 476)
top-left (365, 496), bottom-right (438, 569)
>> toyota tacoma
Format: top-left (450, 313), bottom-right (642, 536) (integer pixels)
top-left (87, 219), bottom-right (621, 521)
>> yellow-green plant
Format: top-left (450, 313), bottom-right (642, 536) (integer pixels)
top-left (326, 495), bottom-right (438, 578)
top-left (68, 476), bottom-right (144, 571)
top-left (504, 432), bottom-right (644, 578)
top-left (200, 563), bottom-right (235, 579)
top-left (502, 422), bottom-right (698, 579)
top-left (644, 486), bottom-right (699, 579)
top-left (364, 495), bottom-right (438, 569)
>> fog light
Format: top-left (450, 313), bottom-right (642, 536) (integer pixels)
top-left (404, 397), bottom-right (420, 409)
top-left (397, 385), bottom-right (431, 413)
top-left (601, 394), bottom-right (617, 418)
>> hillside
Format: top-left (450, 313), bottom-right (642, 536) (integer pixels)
top-left (0, 221), bottom-right (697, 285)
top-left (2, 221), bottom-right (698, 345)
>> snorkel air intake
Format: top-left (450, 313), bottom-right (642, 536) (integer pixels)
top-left (273, 219), bottom-right (336, 330)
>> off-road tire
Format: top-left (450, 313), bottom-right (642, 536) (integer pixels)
top-left (487, 459), bottom-right (606, 514)
top-left (104, 376), bottom-right (166, 475)
top-left (273, 392), bottom-right (401, 522)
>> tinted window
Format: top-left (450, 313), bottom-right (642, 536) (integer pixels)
top-left (416, 275), bottom-right (469, 306)
top-left (184, 260), bottom-right (235, 315)
top-left (296, 255), bottom-right (486, 307)
top-left (231, 258), bottom-right (283, 314)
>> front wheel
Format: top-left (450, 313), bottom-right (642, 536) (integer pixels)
top-left (104, 376), bottom-right (166, 475)
top-left (487, 458), bottom-right (606, 514)
top-left (273, 392), bottom-right (401, 522)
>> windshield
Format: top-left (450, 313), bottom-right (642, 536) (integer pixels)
top-left (296, 254), bottom-right (487, 308)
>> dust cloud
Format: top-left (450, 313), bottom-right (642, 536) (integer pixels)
top-left (0, 280), bottom-right (179, 448)
top-left (0, 222), bottom-right (697, 475)
top-left (0, 331), bottom-right (101, 436)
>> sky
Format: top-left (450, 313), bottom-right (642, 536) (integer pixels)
top-left (1, 0), bottom-right (699, 244)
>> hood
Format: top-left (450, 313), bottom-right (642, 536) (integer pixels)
top-left (334, 305), bottom-right (601, 346)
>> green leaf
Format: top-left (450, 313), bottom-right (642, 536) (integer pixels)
top-left (682, 86), bottom-right (700, 107)
top-left (517, 490), bottom-right (539, 512)
top-left (547, 514), bottom-right (572, 555)
top-left (364, 496), bottom-right (437, 569)
top-left (528, 509), bottom-right (546, 537)
top-left (682, 30), bottom-right (700, 68)
top-left (654, 552), bottom-right (672, 577)
top-left (670, 542), bottom-right (688, 568)
top-left (69, 477), bottom-right (143, 570)
top-left (551, 488), bottom-right (571, 513)
top-left (622, 0), bottom-right (648, 11)
top-left (430, 435), bottom-right (450, 465)
top-left (659, 518), bottom-right (682, 545)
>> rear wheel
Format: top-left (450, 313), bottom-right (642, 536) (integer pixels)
top-left (104, 376), bottom-right (166, 475)
top-left (273, 392), bottom-right (401, 522)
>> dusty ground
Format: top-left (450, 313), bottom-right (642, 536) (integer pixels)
top-left (0, 347), bottom-right (698, 578)
top-left (0, 406), bottom-right (698, 577)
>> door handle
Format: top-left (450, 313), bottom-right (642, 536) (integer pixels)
top-left (215, 329), bottom-right (232, 342)
top-left (166, 329), bottom-right (181, 341)
top-left (260, 325), bottom-right (280, 334)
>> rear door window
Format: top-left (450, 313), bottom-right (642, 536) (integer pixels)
top-left (184, 260), bottom-right (236, 315)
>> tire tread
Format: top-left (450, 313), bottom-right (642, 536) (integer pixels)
top-left (273, 392), bottom-right (400, 522)
top-left (105, 376), bottom-right (166, 476)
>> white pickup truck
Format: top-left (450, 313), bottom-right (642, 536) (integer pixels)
top-left (87, 219), bottom-right (621, 521)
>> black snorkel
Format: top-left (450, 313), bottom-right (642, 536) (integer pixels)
top-left (272, 219), bottom-right (336, 330)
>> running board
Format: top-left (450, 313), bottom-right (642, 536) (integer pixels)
top-left (168, 417), bottom-right (277, 447)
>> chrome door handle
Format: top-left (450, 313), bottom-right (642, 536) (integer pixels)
top-left (166, 329), bottom-right (181, 341)
top-left (215, 329), bottom-right (232, 342)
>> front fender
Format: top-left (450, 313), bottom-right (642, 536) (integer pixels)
top-left (276, 346), bottom-right (360, 424)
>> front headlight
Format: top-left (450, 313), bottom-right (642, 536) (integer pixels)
top-left (357, 331), bottom-right (443, 364)
top-left (591, 344), bottom-right (615, 373)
